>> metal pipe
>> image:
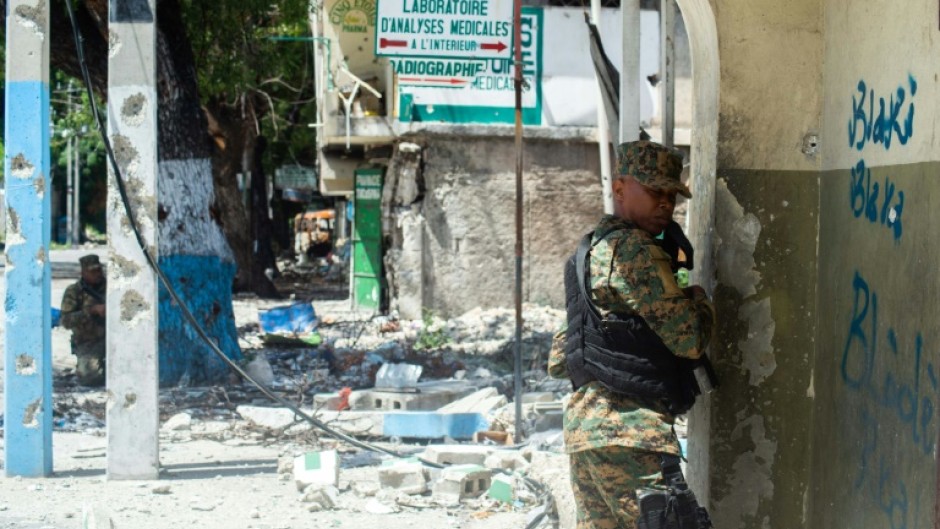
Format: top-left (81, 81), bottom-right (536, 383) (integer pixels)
top-left (621, 0), bottom-right (641, 142)
top-left (660, 0), bottom-right (676, 147)
top-left (513, 0), bottom-right (525, 441)
top-left (591, 0), bottom-right (614, 214)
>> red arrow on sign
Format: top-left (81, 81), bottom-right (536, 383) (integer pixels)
top-left (480, 41), bottom-right (508, 53)
top-left (380, 38), bottom-right (408, 48)
top-left (400, 77), bottom-right (469, 85)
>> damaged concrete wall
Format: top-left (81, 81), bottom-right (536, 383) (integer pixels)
top-left (384, 135), bottom-right (602, 319)
top-left (700, 0), bottom-right (825, 528)
top-left (808, 2), bottom-right (940, 529)
top-left (702, 1), bottom-right (940, 529)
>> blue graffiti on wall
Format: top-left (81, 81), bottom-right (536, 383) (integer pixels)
top-left (842, 271), bottom-right (937, 529)
top-left (848, 75), bottom-right (917, 151)
top-left (849, 159), bottom-right (905, 241)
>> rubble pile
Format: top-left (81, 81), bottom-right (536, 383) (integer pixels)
top-left (274, 444), bottom-right (552, 521)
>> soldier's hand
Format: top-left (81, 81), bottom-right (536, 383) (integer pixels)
top-left (89, 304), bottom-right (106, 317)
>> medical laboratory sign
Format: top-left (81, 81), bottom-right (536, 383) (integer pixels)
top-left (374, 0), bottom-right (514, 60)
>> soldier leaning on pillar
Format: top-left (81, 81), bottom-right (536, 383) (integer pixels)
top-left (60, 254), bottom-right (107, 387)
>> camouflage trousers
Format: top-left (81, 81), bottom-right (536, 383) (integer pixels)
top-left (569, 447), bottom-right (667, 529)
top-left (73, 339), bottom-right (106, 387)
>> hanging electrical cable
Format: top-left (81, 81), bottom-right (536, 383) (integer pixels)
top-left (63, 2), bottom-right (552, 525)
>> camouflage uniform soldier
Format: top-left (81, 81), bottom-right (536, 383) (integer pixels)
top-left (549, 141), bottom-right (716, 529)
top-left (60, 254), bottom-right (107, 387)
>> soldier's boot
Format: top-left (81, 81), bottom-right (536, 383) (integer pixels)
top-left (76, 354), bottom-right (105, 387)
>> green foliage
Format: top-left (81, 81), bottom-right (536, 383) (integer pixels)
top-left (50, 70), bottom-right (108, 240)
top-left (414, 309), bottom-right (452, 351)
top-left (180, 0), bottom-right (319, 169)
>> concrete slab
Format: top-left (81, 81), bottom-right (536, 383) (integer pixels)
top-left (378, 462), bottom-right (428, 494)
top-left (421, 445), bottom-right (494, 466)
top-left (437, 388), bottom-right (507, 414)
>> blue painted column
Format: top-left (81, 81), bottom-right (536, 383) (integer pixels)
top-left (3, 0), bottom-right (53, 477)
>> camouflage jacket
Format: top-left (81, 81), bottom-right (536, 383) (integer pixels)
top-left (548, 215), bottom-right (716, 454)
top-left (60, 279), bottom-right (106, 346)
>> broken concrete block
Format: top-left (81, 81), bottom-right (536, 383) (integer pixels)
top-left (438, 388), bottom-right (507, 413)
top-left (378, 462), bottom-right (428, 495)
top-left (521, 392), bottom-right (556, 404)
top-left (432, 465), bottom-right (493, 504)
top-left (363, 498), bottom-right (399, 514)
top-left (487, 474), bottom-right (515, 503)
top-left (81, 505), bottom-right (113, 529)
top-left (352, 480), bottom-right (381, 497)
top-left (237, 405), bottom-right (304, 429)
top-left (533, 410), bottom-right (564, 432)
top-left (245, 355), bottom-right (275, 387)
top-left (161, 412), bottom-right (192, 432)
top-left (301, 484), bottom-right (338, 511)
top-left (294, 450), bottom-right (340, 491)
top-left (484, 450), bottom-right (529, 472)
top-left (421, 444), bottom-right (494, 466)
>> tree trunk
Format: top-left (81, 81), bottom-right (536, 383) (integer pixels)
top-left (205, 97), bottom-right (280, 296)
top-left (249, 136), bottom-right (281, 298)
top-left (152, 0), bottom-right (243, 386)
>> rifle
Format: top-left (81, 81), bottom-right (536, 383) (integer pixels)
top-left (660, 221), bottom-right (719, 395)
top-left (80, 280), bottom-right (106, 305)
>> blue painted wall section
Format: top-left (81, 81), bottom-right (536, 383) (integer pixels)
top-left (847, 75), bottom-right (915, 242)
top-left (836, 74), bottom-right (928, 529)
top-left (157, 255), bottom-right (242, 386)
top-left (841, 271), bottom-right (936, 529)
top-left (3, 81), bottom-right (53, 476)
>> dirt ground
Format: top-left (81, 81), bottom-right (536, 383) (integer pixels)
top-left (0, 263), bottom-right (569, 529)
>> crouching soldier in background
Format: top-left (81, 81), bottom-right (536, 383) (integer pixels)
top-left (61, 254), bottom-right (107, 387)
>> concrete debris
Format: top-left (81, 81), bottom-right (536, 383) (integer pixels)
top-left (244, 354), bottom-right (275, 386)
top-left (484, 451), bottom-right (529, 472)
top-left (162, 412), bottom-right (192, 432)
top-left (301, 484), bottom-right (339, 511)
top-left (81, 505), bottom-right (114, 529)
top-left (437, 388), bottom-right (507, 414)
top-left (432, 465), bottom-right (493, 505)
top-left (421, 445), bottom-right (493, 466)
top-left (352, 480), bottom-right (381, 498)
top-left (362, 498), bottom-right (399, 514)
top-left (294, 450), bottom-right (340, 491)
top-left (378, 462), bottom-right (429, 495)
top-left (151, 485), bottom-right (172, 495)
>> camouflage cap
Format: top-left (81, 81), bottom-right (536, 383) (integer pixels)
top-left (79, 254), bottom-right (102, 271)
top-left (616, 140), bottom-right (691, 198)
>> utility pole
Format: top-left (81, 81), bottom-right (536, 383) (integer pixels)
top-left (107, 0), bottom-right (160, 480)
top-left (66, 126), bottom-right (74, 246)
top-left (4, 0), bottom-right (53, 477)
top-left (73, 128), bottom-right (82, 244)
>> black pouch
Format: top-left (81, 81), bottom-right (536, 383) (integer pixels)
top-left (636, 455), bottom-right (713, 529)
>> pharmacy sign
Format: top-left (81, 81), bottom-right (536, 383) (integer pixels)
top-left (375, 0), bottom-right (514, 59)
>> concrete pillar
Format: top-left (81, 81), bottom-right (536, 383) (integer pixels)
top-left (106, 0), bottom-right (160, 480)
top-left (3, 0), bottom-right (53, 477)
top-left (620, 0), bottom-right (641, 142)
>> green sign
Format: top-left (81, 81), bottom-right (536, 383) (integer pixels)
top-left (375, 0), bottom-right (514, 59)
top-left (396, 7), bottom-right (542, 125)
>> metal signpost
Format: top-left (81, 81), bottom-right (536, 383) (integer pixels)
top-left (375, 0), bottom-right (514, 59)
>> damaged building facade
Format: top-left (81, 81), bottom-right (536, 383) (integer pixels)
top-left (680, 0), bottom-right (940, 529)
top-left (309, 1), bottom-right (692, 318)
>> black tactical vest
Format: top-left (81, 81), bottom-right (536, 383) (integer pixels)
top-left (564, 229), bottom-right (699, 415)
